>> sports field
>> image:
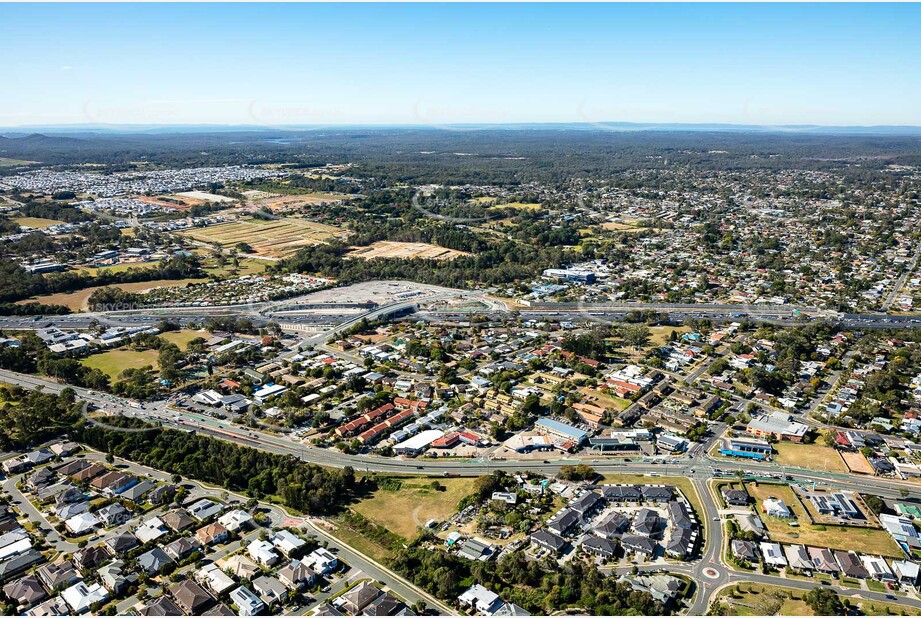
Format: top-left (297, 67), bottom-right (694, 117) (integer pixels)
top-left (347, 241), bottom-right (468, 261)
top-left (81, 349), bottom-right (159, 379)
top-left (179, 217), bottom-right (349, 257)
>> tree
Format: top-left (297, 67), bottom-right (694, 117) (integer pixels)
top-left (621, 324), bottom-right (650, 350)
top-left (863, 494), bottom-right (885, 515)
top-left (803, 587), bottom-right (843, 615)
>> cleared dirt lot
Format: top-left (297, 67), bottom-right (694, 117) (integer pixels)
top-left (840, 450), bottom-right (875, 475)
top-left (179, 217), bottom-right (349, 258)
top-left (347, 241), bottom-right (468, 261)
top-left (251, 193), bottom-right (353, 212)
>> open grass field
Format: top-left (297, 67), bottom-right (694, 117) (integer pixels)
top-left (201, 257), bottom-right (272, 278)
top-left (602, 221), bottom-right (649, 233)
top-left (13, 216), bottom-right (64, 228)
top-left (579, 387), bottom-right (632, 412)
top-left (649, 325), bottom-right (692, 347)
top-left (773, 442), bottom-right (848, 473)
top-left (0, 157), bottom-right (38, 167)
top-left (745, 482), bottom-right (901, 556)
top-left (81, 349), bottom-right (159, 379)
top-left (347, 241), bottom-right (468, 262)
top-left (714, 583), bottom-right (814, 616)
top-left (178, 217), bottom-right (348, 258)
top-left (490, 202), bottom-right (542, 211)
top-left (159, 329), bottom-right (207, 350)
top-left (72, 261), bottom-right (162, 276)
top-left (352, 476), bottom-right (477, 540)
top-left (20, 278), bottom-right (206, 311)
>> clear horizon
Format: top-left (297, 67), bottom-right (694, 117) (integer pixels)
top-left (2, 3), bottom-right (919, 127)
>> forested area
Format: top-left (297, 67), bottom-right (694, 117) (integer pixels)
top-left (0, 385), bottom-right (82, 449)
top-left (3, 129), bottom-right (920, 182)
top-left (275, 239), bottom-right (575, 289)
top-left (0, 253), bottom-right (203, 303)
top-left (75, 416), bottom-right (358, 514)
top-left (391, 543), bottom-right (664, 615)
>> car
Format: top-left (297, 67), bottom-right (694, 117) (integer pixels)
top-left (712, 517), bottom-right (720, 521)
top-left (886, 595), bottom-right (897, 600)
top-left (321, 586), bottom-right (331, 593)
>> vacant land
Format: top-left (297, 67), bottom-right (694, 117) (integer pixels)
top-left (347, 241), bottom-right (468, 262)
top-left (352, 476), bottom-right (476, 540)
top-left (491, 201), bottom-right (541, 210)
top-left (0, 157), bottom-right (38, 167)
top-left (649, 325), bottom-right (692, 347)
top-left (714, 583), bottom-right (813, 616)
top-left (579, 387), bottom-right (631, 412)
top-left (13, 216), bottom-right (64, 228)
top-left (602, 221), bottom-right (649, 232)
top-left (175, 191), bottom-right (236, 203)
top-left (81, 349), bottom-right (159, 379)
top-left (159, 329), bottom-right (207, 350)
top-left (773, 442), bottom-right (848, 473)
top-left (745, 482), bottom-right (900, 555)
top-left (21, 278), bottom-right (206, 311)
top-left (179, 218), bottom-right (348, 258)
top-left (252, 193), bottom-right (353, 212)
top-left (841, 450), bottom-right (875, 475)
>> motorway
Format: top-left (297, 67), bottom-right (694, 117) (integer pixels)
top-left (6, 366), bottom-right (921, 614)
top-left (4, 292), bottom-right (921, 337)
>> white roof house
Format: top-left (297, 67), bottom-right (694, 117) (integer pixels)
top-left (230, 586), bottom-right (265, 616)
top-left (458, 584), bottom-right (503, 614)
top-left (188, 499), bottom-right (223, 521)
top-left (861, 555), bottom-right (896, 581)
top-left (304, 547), bottom-right (338, 575)
top-left (892, 560), bottom-right (920, 584)
top-left (270, 530), bottom-right (306, 556)
top-left (762, 498), bottom-right (793, 519)
top-left (135, 517), bottom-right (168, 544)
top-left (197, 563), bottom-right (236, 595)
top-left (759, 542), bottom-right (788, 567)
top-left (65, 512), bottom-right (99, 536)
top-left (247, 539), bottom-right (279, 567)
top-left (218, 509), bottom-right (253, 532)
top-left (61, 582), bottom-right (109, 614)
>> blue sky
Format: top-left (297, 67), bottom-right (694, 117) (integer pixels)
top-left (1, 3), bottom-right (919, 127)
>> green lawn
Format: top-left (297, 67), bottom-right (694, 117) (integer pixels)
top-left (81, 349), bottom-right (159, 379)
top-left (13, 216), bottom-right (64, 228)
top-left (159, 329), bottom-right (208, 350)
